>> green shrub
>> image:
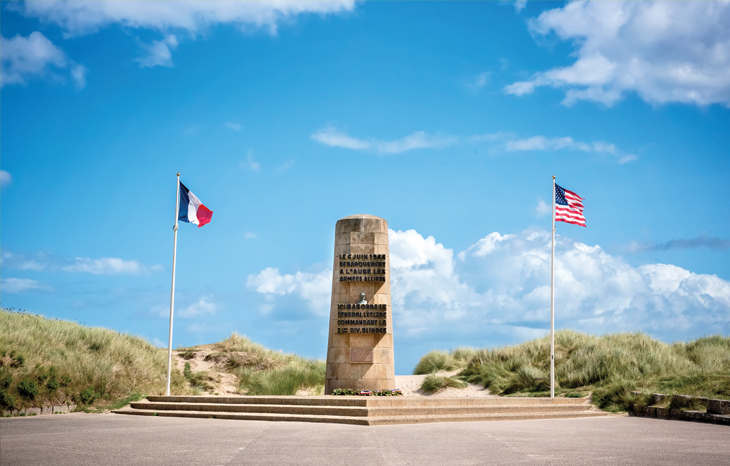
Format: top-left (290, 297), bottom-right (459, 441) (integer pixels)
top-left (0, 371), bottom-right (12, 390)
top-left (0, 390), bottom-right (16, 410)
top-left (46, 376), bottom-right (60, 391)
top-left (60, 375), bottom-right (71, 387)
top-left (79, 387), bottom-right (97, 405)
top-left (17, 379), bottom-right (39, 399)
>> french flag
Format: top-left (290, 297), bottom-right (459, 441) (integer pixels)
top-left (178, 182), bottom-right (213, 227)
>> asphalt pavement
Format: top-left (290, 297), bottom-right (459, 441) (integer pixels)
top-left (1, 413), bottom-right (728, 465)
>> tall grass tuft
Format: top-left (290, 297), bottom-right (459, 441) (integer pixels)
top-left (413, 347), bottom-right (477, 375)
top-left (441, 330), bottom-right (730, 410)
top-left (0, 309), bottom-right (189, 410)
top-left (239, 359), bottom-right (325, 396)
top-left (421, 374), bottom-right (468, 393)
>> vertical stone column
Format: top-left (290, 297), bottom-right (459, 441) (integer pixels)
top-left (325, 215), bottom-right (395, 394)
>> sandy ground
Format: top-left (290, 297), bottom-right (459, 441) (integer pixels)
top-left (174, 348), bottom-right (490, 397)
top-left (172, 346), bottom-right (240, 395)
top-left (394, 371), bottom-right (495, 398)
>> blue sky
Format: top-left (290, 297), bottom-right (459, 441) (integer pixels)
top-left (2, 1), bottom-right (729, 374)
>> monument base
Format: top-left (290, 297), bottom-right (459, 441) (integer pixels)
top-left (114, 395), bottom-right (608, 426)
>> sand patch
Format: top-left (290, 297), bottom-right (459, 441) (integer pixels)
top-left (394, 371), bottom-right (495, 398)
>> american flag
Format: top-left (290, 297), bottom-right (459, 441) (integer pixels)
top-left (555, 184), bottom-right (586, 227)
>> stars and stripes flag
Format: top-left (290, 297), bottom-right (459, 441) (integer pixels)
top-left (555, 184), bottom-right (586, 227)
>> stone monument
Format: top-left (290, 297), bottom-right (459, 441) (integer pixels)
top-left (325, 214), bottom-right (395, 394)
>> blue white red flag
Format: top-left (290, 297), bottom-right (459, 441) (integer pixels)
top-left (555, 184), bottom-right (585, 227)
top-left (179, 182), bottom-right (213, 227)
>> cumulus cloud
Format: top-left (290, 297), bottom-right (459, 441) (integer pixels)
top-left (15, 1), bottom-right (356, 37)
top-left (1, 278), bottom-right (50, 293)
top-left (178, 296), bottom-right (217, 318)
top-left (246, 267), bottom-right (331, 316)
top-left (136, 34), bottom-right (178, 68)
top-left (1, 31), bottom-right (86, 88)
top-left (10, 2), bottom-right (354, 73)
top-left (311, 126), bottom-right (458, 154)
top-left (505, 1), bottom-right (730, 107)
top-left (0, 170), bottom-right (12, 188)
top-left (247, 228), bottom-right (730, 341)
top-left (62, 257), bottom-right (163, 274)
top-left (627, 235), bottom-right (730, 253)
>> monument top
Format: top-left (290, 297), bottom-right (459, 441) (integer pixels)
top-left (341, 214), bottom-right (384, 220)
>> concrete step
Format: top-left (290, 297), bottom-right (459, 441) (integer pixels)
top-left (132, 401), bottom-right (591, 417)
top-left (145, 395), bottom-right (589, 408)
top-left (113, 407), bottom-right (608, 426)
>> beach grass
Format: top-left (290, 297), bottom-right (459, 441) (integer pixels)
top-left (416, 330), bottom-right (730, 411)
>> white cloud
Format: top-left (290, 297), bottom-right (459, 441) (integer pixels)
top-left (70, 64), bottom-right (87, 88)
top-left (534, 198), bottom-right (551, 218)
top-left (16, 1), bottom-right (356, 37)
top-left (246, 267), bottom-right (331, 316)
top-left (618, 154), bottom-right (638, 164)
top-left (1, 251), bottom-right (48, 271)
top-left (151, 337), bottom-right (167, 348)
top-left (376, 131), bottom-right (458, 154)
top-left (225, 122), bottom-right (242, 132)
top-left (1, 31), bottom-right (86, 88)
top-left (136, 34), bottom-right (178, 68)
top-left (505, 1), bottom-right (730, 107)
top-left (311, 126), bottom-right (370, 150)
top-left (0, 170), bottom-right (11, 188)
top-left (62, 257), bottom-right (163, 274)
top-left (11, 2), bottom-right (355, 74)
top-left (473, 71), bottom-right (492, 88)
top-left (1, 278), bottom-right (49, 293)
top-left (504, 135), bottom-right (633, 162)
top-left (178, 296), bottom-right (217, 318)
top-left (247, 228), bottom-right (730, 341)
top-left (311, 126), bottom-right (458, 154)
top-left (244, 232), bottom-right (258, 239)
top-left (240, 150), bottom-right (260, 172)
top-left (312, 127), bottom-right (631, 162)
top-left (514, 1), bottom-right (527, 13)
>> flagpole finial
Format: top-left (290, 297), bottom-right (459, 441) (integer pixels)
top-left (552, 175), bottom-right (555, 180)
top-left (177, 172), bottom-right (180, 177)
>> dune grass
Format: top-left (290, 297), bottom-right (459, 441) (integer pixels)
top-left (435, 330), bottom-right (730, 412)
top-left (0, 309), bottom-right (189, 411)
top-left (236, 359), bottom-right (325, 396)
top-left (1, 310), bottom-right (327, 410)
top-left (413, 347), bottom-right (478, 375)
top-left (172, 332), bottom-right (326, 396)
top-left (420, 374), bottom-right (468, 393)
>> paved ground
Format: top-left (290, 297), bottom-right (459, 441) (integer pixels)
top-left (1, 414), bottom-right (728, 465)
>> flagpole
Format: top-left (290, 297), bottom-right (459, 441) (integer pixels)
top-left (550, 175), bottom-right (556, 399)
top-left (165, 173), bottom-right (180, 396)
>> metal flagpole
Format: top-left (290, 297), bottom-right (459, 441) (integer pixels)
top-left (550, 175), bottom-right (556, 399)
top-left (166, 172), bottom-right (181, 396)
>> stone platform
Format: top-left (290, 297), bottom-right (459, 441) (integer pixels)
top-left (113, 395), bottom-right (609, 426)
